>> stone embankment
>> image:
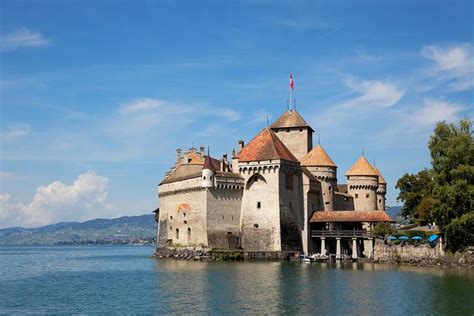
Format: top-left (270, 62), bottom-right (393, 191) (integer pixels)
top-left (373, 239), bottom-right (474, 267)
top-left (153, 247), bottom-right (244, 261)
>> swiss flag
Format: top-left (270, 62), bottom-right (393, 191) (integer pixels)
top-left (289, 73), bottom-right (294, 90)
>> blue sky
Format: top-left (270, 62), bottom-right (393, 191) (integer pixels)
top-left (0, 0), bottom-right (473, 227)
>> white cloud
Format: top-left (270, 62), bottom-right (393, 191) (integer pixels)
top-left (0, 125), bottom-right (31, 142)
top-left (0, 27), bottom-right (51, 51)
top-left (0, 171), bottom-right (111, 228)
top-left (119, 98), bottom-right (167, 115)
top-left (375, 98), bottom-right (467, 148)
top-left (421, 44), bottom-right (474, 92)
top-left (316, 76), bottom-right (404, 128)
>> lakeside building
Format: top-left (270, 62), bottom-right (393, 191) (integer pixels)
top-left (155, 108), bottom-right (393, 259)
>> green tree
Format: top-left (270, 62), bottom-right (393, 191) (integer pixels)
top-left (429, 119), bottom-right (474, 229)
top-left (395, 118), bottom-right (473, 252)
top-left (395, 169), bottom-right (433, 222)
top-left (372, 222), bottom-right (395, 238)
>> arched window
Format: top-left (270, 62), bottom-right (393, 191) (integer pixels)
top-left (176, 228), bottom-right (179, 239)
top-left (187, 227), bottom-right (191, 239)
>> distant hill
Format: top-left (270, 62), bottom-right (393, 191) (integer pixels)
top-left (387, 206), bottom-right (402, 218)
top-left (0, 214), bottom-right (156, 246)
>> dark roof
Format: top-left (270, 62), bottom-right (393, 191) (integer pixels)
top-left (270, 109), bottom-right (314, 132)
top-left (160, 164), bottom-right (202, 185)
top-left (203, 155), bottom-right (216, 171)
top-left (238, 128), bottom-right (299, 163)
top-left (309, 211), bottom-right (394, 223)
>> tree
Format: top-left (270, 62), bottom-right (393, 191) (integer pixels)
top-left (395, 118), bottom-right (473, 252)
top-left (395, 169), bottom-right (433, 222)
top-left (429, 119), bottom-right (474, 229)
top-left (372, 222), bottom-right (395, 238)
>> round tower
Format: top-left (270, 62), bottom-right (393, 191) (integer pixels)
top-left (374, 167), bottom-right (387, 211)
top-left (301, 144), bottom-right (337, 211)
top-left (345, 156), bottom-right (379, 211)
top-left (202, 155), bottom-right (215, 188)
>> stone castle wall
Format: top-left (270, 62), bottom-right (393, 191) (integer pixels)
top-left (240, 162), bottom-right (282, 252)
top-left (158, 177), bottom-right (208, 247)
top-left (206, 188), bottom-right (242, 249)
top-left (273, 128), bottom-right (312, 161)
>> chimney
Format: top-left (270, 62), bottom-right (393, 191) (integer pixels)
top-left (176, 148), bottom-right (182, 164)
top-left (238, 140), bottom-right (244, 151)
top-left (200, 146), bottom-right (205, 157)
top-left (183, 151), bottom-right (189, 164)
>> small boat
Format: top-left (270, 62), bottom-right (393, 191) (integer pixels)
top-left (302, 257), bottom-right (312, 263)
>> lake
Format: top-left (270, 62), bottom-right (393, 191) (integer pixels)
top-left (0, 246), bottom-right (473, 315)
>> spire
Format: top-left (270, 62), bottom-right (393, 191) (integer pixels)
top-left (203, 154), bottom-right (215, 171)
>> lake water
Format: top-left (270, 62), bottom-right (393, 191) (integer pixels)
top-left (0, 246), bottom-right (473, 315)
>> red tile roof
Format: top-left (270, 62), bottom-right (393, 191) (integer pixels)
top-left (238, 128), bottom-right (299, 163)
top-left (345, 156), bottom-right (379, 177)
top-left (301, 144), bottom-right (337, 167)
top-left (309, 211), bottom-right (394, 223)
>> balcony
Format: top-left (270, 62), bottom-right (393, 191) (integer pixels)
top-left (311, 230), bottom-right (372, 238)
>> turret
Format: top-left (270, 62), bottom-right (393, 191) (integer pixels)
top-left (270, 109), bottom-right (314, 161)
top-left (301, 144), bottom-right (337, 211)
top-left (374, 167), bottom-right (387, 211)
top-left (202, 155), bottom-right (215, 188)
top-left (345, 156), bottom-right (379, 211)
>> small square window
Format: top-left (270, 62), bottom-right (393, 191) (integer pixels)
top-left (170, 227), bottom-right (172, 230)
top-left (257, 202), bottom-right (261, 208)
top-left (183, 213), bottom-right (186, 217)
top-left (366, 194), bottom-right (369, 198)
top-left (254, 224), bottom-right (259, 228)
top-left (170, 216), bottom-right (173, 220)
top-left (184, 220), bottom-right (187, 224)
top-left (355, 194), bottom-right (358, 198)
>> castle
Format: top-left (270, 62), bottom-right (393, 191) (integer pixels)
top-left (155, 108), bottom-right (393, 259)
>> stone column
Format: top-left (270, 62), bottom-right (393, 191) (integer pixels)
top-left (336, 238), bottom-right (341, 259)
top-left (321, 237), bottom-right (326, 255)
top-left (352, 238), bottom-right (358, 259)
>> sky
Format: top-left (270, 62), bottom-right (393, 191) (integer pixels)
top-left (0, 0), bottom-right (473, 228)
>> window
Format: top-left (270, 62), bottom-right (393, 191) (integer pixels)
top-left (254, 224), bottom-right (259, 228)
top-left (289, 202), bottom-right (292, 211)
top-left (325, 202), bottom-right (330, 205)
top-left (344, 197), bottom-right (348, 201)
top-left (299, 128), bottom-right (303, 132)
top-left (176, 228), bottom-right (179, 239)
top-left (329, 186), bottom-right (332, 192)
top-left (184, 220), bottom-right (187, 224)
top-left (286, 173), bottom-right (293, 191)
top-left (379, 199), bottom-right (381, 203)
top-left (257, 202), bottom-right (261, 209)
top-left (355, 194), bottom-right (358, 198)
top-left (222, 215), bottom-right (224, 220)
top-left (286, 129), bottom-right (290, 133)
top-left (187, 228), bottom-right (191, 239)
top-left (170, 216), bottom-right (173, 220)
top-left (203, 176), bottom-right (206, 180)
top-left (366, 194), bottom-right (369, 198)
top-left (170, 227), bottom-right (172, 230)
top-left (183, 213), bottom-right (186, 217)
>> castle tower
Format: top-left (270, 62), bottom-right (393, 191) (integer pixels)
top-left (270, 109), bottom-right (314, 161)
top-left (345, 156), bottom-right (379, 211)
top-left (374, 167), bottom-right (387, 211)
top-left (202, 155), bottom-right (215, 188)
top-left (301, 144), bottom-right (337, 211)
top-left (237, 128), bottom-right (303, 253)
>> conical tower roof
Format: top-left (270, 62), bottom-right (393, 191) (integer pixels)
top-left (301, 144), bottom-right (337, 167)
top-left (374, 167), bottom-right (387, 184)
top-left (345, 156), bottom-right (379, 177)
top-left (270, 109), bottom-right (314, 132)
top-left (203, 155), bottom-right (216, 171)
top-left (238, 128), bottom-right (298, 162)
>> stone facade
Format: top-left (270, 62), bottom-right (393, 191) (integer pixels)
top-left (156, 108), bottom-right (390, 257)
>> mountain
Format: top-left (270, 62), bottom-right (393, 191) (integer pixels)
top-left (386, 206), bottom-right (402, 218)
top-left (0, 214), bottom-right (156, 246)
